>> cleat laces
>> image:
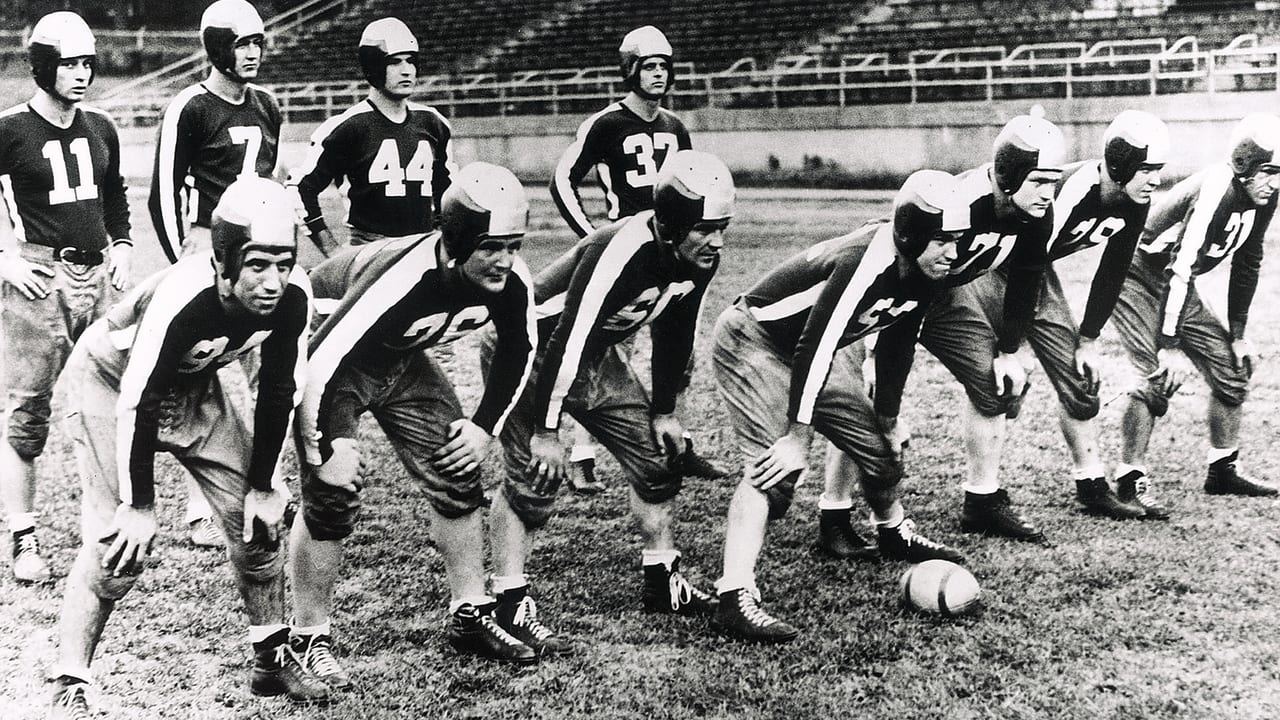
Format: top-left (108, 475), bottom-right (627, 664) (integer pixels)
top-left (898, 519), bottom-right (945, 551)
top-left (738, 589), bottom-right (780, 628)
top-left (668, 571), bottom-right (695, 611)
top-left (512, 596), bottom-right (554, 642)
top-left (53, 684), bottom-right (91, 720)
top-left (14, 530), bottom-right (40, 559)
top-left (480, 613), bottom-right (527, 648)
top-left (303, 638), bottom-right (343, 678)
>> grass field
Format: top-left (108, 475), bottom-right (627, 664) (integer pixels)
top-left (4, 162), bottom-right (1280, 720)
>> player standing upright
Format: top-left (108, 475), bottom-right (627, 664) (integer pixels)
top-left (0, 12), bottom-right (131, 584)
top-left (290, 17), bottom-right (455, 257)
top-left (1111, 113), bottom-right (1280, 501)
top-left (549, 25), bottom-right (723, 492)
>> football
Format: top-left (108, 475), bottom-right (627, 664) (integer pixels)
top-left (899, 560), bottom-right (982, 617)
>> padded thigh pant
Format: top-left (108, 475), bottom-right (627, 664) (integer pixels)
top-left (918, 283), bottom-right (1014, 418)
top-left (63, 334), bottom-right (280, 601)
top-left (1111, 254), bottom-right (1249, 413)
top-left (481, 328), bottom-right (680, 530)
top-left (712, 305), bottom-right (900, 521)
top-left (969, 268), bottom-right (1099, 420)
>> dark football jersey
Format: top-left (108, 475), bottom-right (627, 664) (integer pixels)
top-left (533, 211), bottom-right (713, 430)
top-left (290, 100), bottom-right (455, 241)
top-left (740, 222), bottom-right (939, 425)
top-left (1137, 163), bottom-right (1275, 343)
top-left (148, 83), bottom-right (281, 262)
top-left (299, 233), bottom-right (536, 465)
top-left (550, 102), bottom-right (692, 237)
top-left (0, 103), bottom-right (129, 251)
top-left (83, 254), bottom-right (310, 506)
top-left (1049, 160), bottom-right (1150, 339)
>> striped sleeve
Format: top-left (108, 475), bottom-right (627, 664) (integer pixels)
top-left (472, 257), bottom-right (537, 435)
top-left (420, 104), bottom-right (457, 219)
top-left (550, 108), bottom-right (611, 238)
top-left (1160, 169), bottom-right (1230, 343)
top-left (287, 109), bottom-right (357, 241)
top-left (247, 277), bottom-right (311, 492)
top-left (148, 86), bottom-right (203, 263)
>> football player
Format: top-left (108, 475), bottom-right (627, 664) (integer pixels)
top-left (549, 25), bottom-right (722, 494)
top-left (1111, 113), bottom-right (1280, 500)
top-left (288, 163), bottom-right (544, 681)
top-left (963, 111), bottom-right (1170, 521)
top-left (0, 12), bottom-right (131, 584)
top-left (147, 0), bottom-right (281, 547)
top-left (48, 178), bottom-right (328, 719)
top-left (709, 171), bottom-right (968, 642)
top-left (289, 17), bottom-right (456, 257)
top-left (484, 150), bottom-right (731, 636)
top-left (844, 115), bottom-right (1063, 548)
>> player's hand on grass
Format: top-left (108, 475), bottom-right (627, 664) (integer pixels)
top-left (431, 418), bottom-right (490, 478)
top-left (1075, 337), bottom-right (1102, 395)
top-left (108, 241), bottom-right (132, 290)
top-left (315, 438), bottom-right (361, 493)
top-left (651, 412), bottom-right (686, 462)
top-left (749, 424), bottom-right (812, 490)
top-left (243, 487), bottom-right (288, 548)
top-left (877, 414), bottom-right (910, 463)
top-left (1149, 347), bottom-right (1187, 399)
top-left (0, 252), bottom-right (53, 299)
top-left (101, 503), bottom-right (156, 577)
top-left (528, 430), bottom-right (567, 494)
top-left (1231, 338), bottom-right (1256, 378)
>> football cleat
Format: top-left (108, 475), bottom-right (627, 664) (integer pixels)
top-left (250, 632), bottom-right (333, 705)
top-left (292, 633), bottom-right (355, 692)
top-left (710, 588), bottom-right (799, 643)
top-left (1115, 470), bottom-right (1170, 520)
top-left (960, 489), bottom-right (1048, 543)
top-left (188, 516), bottom-right (226, 549)
top-left (494, 587), bottom-right (573, 657)
top-left (48, 680), bottom-right (91, 720)
top-left (12, 527), bottom-right (52, 584)
top-left (815, 508), bottom-right (878, 561)
top-left (641, 556), bottom-right (718, 615)
top-left (877, 519), bottom-right (965, 563)
top-left (1205, 452), bottom-right (1278, 497)
top-left (446, 603), bottom-right (537, 664)
top-left (567, 458), bottom-right (606, 495)
top-left (1074, 477), bottom-right (1144, 520)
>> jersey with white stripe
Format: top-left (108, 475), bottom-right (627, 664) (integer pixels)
top-left (950, 164), bottom-right (1051, 353)
top-left (0, 103), bottom-right (129, 250)
top-left (1049, 159), bottom-right (1150, 339)
top-left (550, 102), bottom-right (691, 237)
top-left (299, 233), bottom-right (535, 465)
top-left (740, 222), bottom-right (939, 425)
top-left (289, 100), bottom-right (455, 242)
top-left (82, 254), bottom-right (310, 506)
top-left (534, 211), bottom-right (713, 430)
top-left (1136, 163), bottom-right (1274, 344)
top-left (147, 83), bottom-right (281, 263)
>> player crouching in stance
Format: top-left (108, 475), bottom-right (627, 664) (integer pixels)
top-left (289, 163), bottom-right (543, 676)
top-left (484, 150), bottom-right (730, 631)
top-left (1111, 113), bottom-right (1280, 500)
top-left (709, 171), bottom-right (966, 643)
top-left (48, 177), bottom-right (327, 719)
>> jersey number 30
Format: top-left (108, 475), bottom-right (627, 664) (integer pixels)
top-left (42, 138), bottom-right (98, 205)
top-left (369, 139), bottom-right (434, 197)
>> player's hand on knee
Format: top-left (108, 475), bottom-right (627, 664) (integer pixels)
top-left (315, 438), bottom-right (361, 493)
top-left (243, 488), bottom-right (288, 548)
top-left (1075, 337), bottom-right (1103, 396)
top-left (651, 412), bottom-right (686, 461)
top-left (1150, 347), bottom-right (1186, 399)
top-left (1232, 338), bottom-right (1256, 378)
top-left (992, 351), bottom-right (1029, 398)
top-left (527, 430), bottom-right (567, 494)
top-left (108, 242), bottom-right (132, 291)
top-left (431, 418), bottom-right (491, 478)
top-left (861, 351), bottom-right (877, 400)
top-left (0, 254), bottom-right (54, 300)
top-left (877, 414), bottom-right (910, 463)
top-left (749, 425), bottom-right (812, 491)
top-left (100, 503), bottom-right (157, 577)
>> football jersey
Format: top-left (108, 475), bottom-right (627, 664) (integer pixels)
top-left (740, 222), bottom-right (940, 426)
top-left (82, 254), bottom-right (310, 506)
top-left (0, 103), bottom-right (129, 251)
top-left (551, 102), bottom-right (692, 237)
top-left (290, 100), bottom-right (455, 241)
top-left (1049, 160), bottom-right (1150, 339)
top-left (148, 83), bottom-right (281, 263)
top-left (298, 233), bottom-right (536, 466)
top-left (534, 211), bottom-right (713, 430)
top-left (1137, 163), bottom-right (1275, 344)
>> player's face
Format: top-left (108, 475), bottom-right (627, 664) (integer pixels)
top-left (1010, 169), bottom-right (1061, 218)
top-left (915, 233), bottom-right (960, 280)
top-left (461, 236), bottom-right (522, 294)
top-left (230, 248), bottom-right (295, 316)
top-left (637, 56), bottom-right (670, 96)
top-left (675, 220), bottom-right (727, 270)
top-left (53, 57), bottom-right (93, 102)
top-left (383, 53), bottom-right (418, 98)
top-left (1241, 166), bottom-right (1280, 206)
top-left (232, 36), bottom-right (263, 79)
top-left (1122, 163), bottom-right (1163, 204)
